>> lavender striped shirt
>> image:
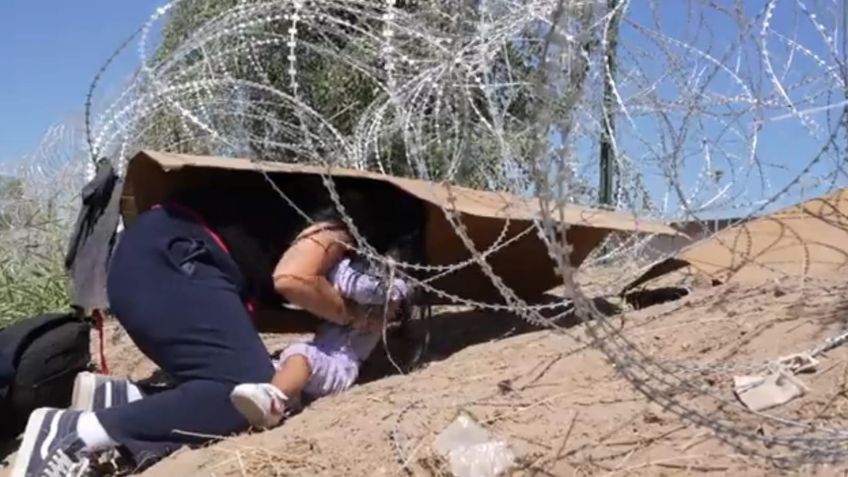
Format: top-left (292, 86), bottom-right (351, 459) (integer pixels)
top-left (327, 257), bottom-right (410, 304)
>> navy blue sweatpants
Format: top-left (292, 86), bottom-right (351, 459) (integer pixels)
top-left (97, 207), bottom-right (275, 467)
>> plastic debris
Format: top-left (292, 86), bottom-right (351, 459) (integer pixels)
top-left (776, 353), bottom-right (818, 374)
top-left (733, 352), bottom-right (819, 412)
top-left (734, 370), bottom-right (809, 412)
top-left (433, 413), bottom-right (515, 477)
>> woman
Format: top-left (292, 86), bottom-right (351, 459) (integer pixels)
top-left (11, 175), bottom-right (426, 477)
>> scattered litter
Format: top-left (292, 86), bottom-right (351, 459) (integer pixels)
top-left (733, 352), bottom-right (819, 412)
top-left (733, 370), bottom-right (809, 412)
top-left (776, 353), bottom-right (819, 374)
top-left (433, 413), bottom-right (515, 477)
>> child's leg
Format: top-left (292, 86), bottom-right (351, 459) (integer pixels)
top-left (271, 353), bottom-right (311, 398)
top-left (230, 325), bottom-right (380, 428)
top-left (271, 337), bottom-right (361, 400)
top-left (229, 344), bottom-right (314, 429)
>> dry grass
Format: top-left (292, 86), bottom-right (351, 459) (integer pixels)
top-left (131, 274), bottom-right (848, 477)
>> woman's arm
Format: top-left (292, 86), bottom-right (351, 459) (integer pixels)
top-left (272, 222), bottom-right (357, 326)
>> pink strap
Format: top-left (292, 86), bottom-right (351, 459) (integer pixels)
top-left (93, 309), bottom-right (109, 375)
top-left (151, 203), bottom-right (256, 318)
top-left (151, 203), bottom-right (230, 254)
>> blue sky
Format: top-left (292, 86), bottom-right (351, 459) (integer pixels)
top-left (610, 0), bottom-right (848, 216)
top-left (0, 1), bottom-right (844, 217)
top-left (0, 1), bottom-right (165, 164)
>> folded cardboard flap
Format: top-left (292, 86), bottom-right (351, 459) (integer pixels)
top-left (622, 189), bottom-right (848, 293)
top-left (121, 150), bottom-right (679, 312)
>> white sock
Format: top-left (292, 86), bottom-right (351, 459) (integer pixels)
top-left (77, 412), bottom-right (118, 451)
top-left (127, 383), bottom-right (144, 403)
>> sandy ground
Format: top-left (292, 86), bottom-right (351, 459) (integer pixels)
top-left (4, 273), bottom-right (848, 476)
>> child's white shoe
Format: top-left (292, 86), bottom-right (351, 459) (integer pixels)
top-left (230, 383), bottom-right (288, 428)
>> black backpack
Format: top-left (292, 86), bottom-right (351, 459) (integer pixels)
top-left (0, 312), bottom-right (92, 440)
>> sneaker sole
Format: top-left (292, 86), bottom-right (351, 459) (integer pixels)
top-left (11, 408), bottom-right (50, 477)
top-left (70, 372), bottom-right (97, 412)
top-left (230, 390), bottom-right (272, 428)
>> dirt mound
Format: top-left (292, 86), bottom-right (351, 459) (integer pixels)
top-left (4, 276), bottom-right (848, 476)
top-left (137, 276), bottom-right (848, 476)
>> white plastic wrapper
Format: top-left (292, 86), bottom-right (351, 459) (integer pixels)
top-left (433, 413), bottom-right (515, 477)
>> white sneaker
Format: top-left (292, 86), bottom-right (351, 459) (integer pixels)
top-left (11, 408), bottom-right (92, 477)
top-left (229, 383), bottom-right (288, 429)
top-left (70, 372), bottom-right (143, 412)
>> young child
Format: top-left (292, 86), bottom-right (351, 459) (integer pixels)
top-left (229, 254), bottom-right (411, 428)
top-left (70, 254), bottom-right (411, 428)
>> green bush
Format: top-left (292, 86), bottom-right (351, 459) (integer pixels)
top-left (0, 207), bottom-right (70, 327)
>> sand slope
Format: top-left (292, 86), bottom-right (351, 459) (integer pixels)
top-left (4, 276), bottom-right (848, 476)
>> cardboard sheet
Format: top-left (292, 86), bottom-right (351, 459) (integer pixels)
top-left (121, 150), bottom-right (680, 310)
top-left (623, 189), bottom-right (848, 293)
